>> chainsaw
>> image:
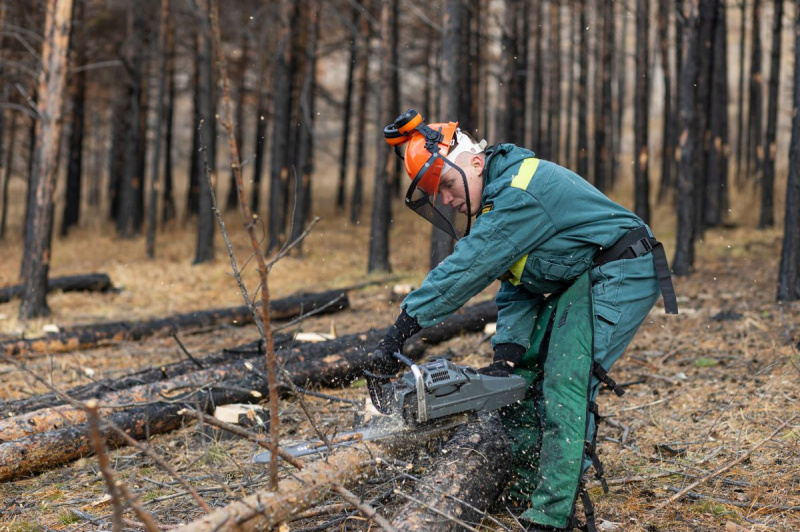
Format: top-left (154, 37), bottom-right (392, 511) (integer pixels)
top-left (253, 353), bottom-right (527, 463)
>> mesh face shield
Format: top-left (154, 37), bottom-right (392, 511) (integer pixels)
top-left (404, 151), bottom-right (472, 240)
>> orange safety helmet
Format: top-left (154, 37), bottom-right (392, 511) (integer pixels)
top-left (384, 110), bottom-right (471, 239)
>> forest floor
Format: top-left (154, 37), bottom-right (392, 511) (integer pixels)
top-left (0, 206), bottom-right (798, 532)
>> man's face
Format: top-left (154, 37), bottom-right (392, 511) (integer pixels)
top-left (438, 153), bottom-right (485, 216)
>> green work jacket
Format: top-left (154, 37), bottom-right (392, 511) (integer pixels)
top-left (401, 143), bottom-right (645, 349)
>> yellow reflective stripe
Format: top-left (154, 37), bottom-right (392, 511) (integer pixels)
top-left (508, 254), bottom-right (528, 286)
top-left (510, 158), bottom-right (540, 190)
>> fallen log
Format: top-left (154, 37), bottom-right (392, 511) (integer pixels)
top-left (391, 414), bottom-right (512, 532)
top-left (1, 289), bottom-right (349, 357)
top-left (0, 337), bottom-right (281, 417)
top-left (0, 273), bottom-right (116, 304)
top-left (0, 300), bottom-right (497, 480)
top-left (172, 419), bottom-right (465, 532)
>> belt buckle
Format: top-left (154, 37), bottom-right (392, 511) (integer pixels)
top-left (629, 238), bottom-right (653, 257)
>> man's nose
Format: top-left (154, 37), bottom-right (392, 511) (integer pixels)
top-left (440, 190), bottom-right (453, 206)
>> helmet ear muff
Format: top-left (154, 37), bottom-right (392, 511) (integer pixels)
top-left (384, 109), bottom-right (424, 146)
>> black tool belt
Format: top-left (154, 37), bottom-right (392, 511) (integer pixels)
top-left (593, 226), bottom-right (679, 314)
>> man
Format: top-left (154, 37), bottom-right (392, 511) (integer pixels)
top-left (368, 111), bottom-right (678, 531)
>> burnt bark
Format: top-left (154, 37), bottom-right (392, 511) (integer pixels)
top-left (391, 415), bottom-right (512, 531)
top-left (758, 0), bottom-right (783, 229)
top-left (2, 289), bottom-right (349, 357)
top-left (19, 0), bottom-right (74, 319)
top-left (226, 17), bottom-right (249, 212)
top-left (194, 0), bottom-right (215, 264)
top-left (673, 0), bottom-right (700, 276)
top-left (735, 0), bottom-right (748, 184)
top-left (657, 0), bottom-right (675, 200)
top-left (162, 16), bottom-right (176, 223)
top-left (576, 0), bottom-right (589, 179)
top-left (633, 0), bottom-right (650, 221)
top-left (776, 3), bottom-right (800, 301)
top-left (548, 1), bottom-right (561, 162)
top-left (250, 26), bottom-right (270, 216)
top-left (0, 110), bottom-right (15, 239)
top-left (60, 0), bottom-right (85, 237)
top-left (336, 6), bottom-right (359, 212)
top-left (350, 5), bottom-right (369, 224)
top-left (0, 272), bottom-right (114, 303)
top-left (704, 0), bottom-right (729, 227)
top-left (745, 0), bottom-right (763, 179)
top-left (367, 0), bottom-right (394, 273)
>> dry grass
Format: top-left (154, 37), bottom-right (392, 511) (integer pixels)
top-left (0, 200), bottom-right (798, 531)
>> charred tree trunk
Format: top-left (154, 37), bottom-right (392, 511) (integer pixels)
top-left (391, 415), bottom-right (512, 531)
top-left (758, 0), bottom-right (783, 229)
top-left (116, 2), bottom-right (145, 238)
top-left (776, 4), bottom-right (800, 301)
top-left (194, 0), bottom-right (215, 264)
top-left (564, 3), bottom-right (576, 169)
top-left (2, 289), bottom-right (349, 358)
top-left (0, 273), bottom-right (114, 304)
top-left (0, 110), bottom-right (16, 239)
top-left (350, 6), bottom-right (369, 224)
top-left (735, 0), bottom-right (748, 184)
top-left (226, 18), bottom-right (249, 212)
top-left (532, 0), bottom-right (545, 152)
top-left (611, 0), bottom-right (626, 186)
top-left (162, 17), bottom-right (176, 223)
top-left (19, 0), bottom-right (74, 319)
top-left (60, 0), bottom-right (85, 237)
top-left (594, 0), bottom-right (612, 192)
top-left (548, 1), bottom-right (561, 162)
top-left (250, 27), bottom-right (270, 216)
top-left (576, 0), bottom-right (589, 179)
top-left (497, 0), bottom-right (524, 145)
top-left (745, 0), bottom-right (763, 179)
top-left (187, 31), bottom-right (201, 217)
top-left (336, 7), bottom-right (359, 212)
top-left (673, 0), bottom-right (700, 276)
top-left (657, 0), bottom-right (675, 200)
top-left (634, 0), bottom-right (650, 221)
top-left (367, 0), bottom-right (394, 274)
top-left (704, 0), bottom-right (729, 227)
top-left (289, 0), bottom-right (319, 256)
top-left (268, 0), bottom-right (297, 253)
top-left (146, 0), bottom-right (170, 258)
top-left (430, 0), bottom-right (463, 269)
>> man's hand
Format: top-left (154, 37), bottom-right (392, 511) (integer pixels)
top-left (477, 360), bottom-right (515, 377)
top-left (365, 310), bottom-right (422, 376)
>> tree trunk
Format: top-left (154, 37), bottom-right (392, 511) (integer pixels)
top-left (576, 0), bottom-right (589, 179)
top-left (497, 0), bottom-right (522, 145)
top-left (226, 17), bottom-right (249, 212)
top-left (367, 0), bottom-right (394, 274)
top-left (745, 0), bottom-right (763, 179)
top-left (430, 0), bottom-right (462, 269)
top-left (657, 0), bottom-right (675, 200)
top-left (611, 0), bottom-right (626, 187)
top-left (776, 2), bottom-right (800, 300)
top-left (673, 0), bottom-right (700, 276)
top-left (194, 0), bottom-right (215, 264)
top-left (634, 0), bottom-right (650, 221)
top-left (0, 272), bottom-right (114, 303)
top-left (116, 2), bottom-right (145, 238)
top-left (60, 0), bottom-right (85, 237)
top-left (268, 0), bottom-right (297, 252)
top-left (532, 0), bottom-right (545, 153)
top-left (564, 3), bottom-right (576, 168)
top-left (289, 0), bottom-right (320, 257)
top-left (249, 27), bottom-right (270, 216)
top-left (187, 30), bottom-right (201, 218)
top-left (162, 16), bottom-right (176, 223)
top-left (704, 0), bottom-right (729, 227)
top-left (548, 1), bottom-right (561, 163)
top-left (0, 110), bottom-right (16, 239)
top-left (594, 0), bottom-right (612, 191)
top-left (336, 7), bottom-right (359, 212)
top-left (758, 0), bottom-right (783, 229)
top-left (2, 288), bottom-right (349, 357)
top-left (735, 0), bottom-right (749, 184)
top-left (350, 6), bottom-right (369, 224)
top-left (390, 415), bottom-right (512, 532)
top-left (19, 0), bottom-right (74, 320)
top-left (146, 0), bottom-right (170, 258)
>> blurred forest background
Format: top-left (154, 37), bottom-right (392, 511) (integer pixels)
top-left (0, 0), bottom-right (799, 319)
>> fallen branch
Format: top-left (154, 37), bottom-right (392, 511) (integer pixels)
top-left (0, 273), bottom-right (115, 303)
top-left (0, 289), bottom-right (349, 357)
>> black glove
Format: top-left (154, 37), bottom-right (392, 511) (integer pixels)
top-left (477, 343), bottom-right (526, 377)
top-left (366, 310), bottom-right (422, 376)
